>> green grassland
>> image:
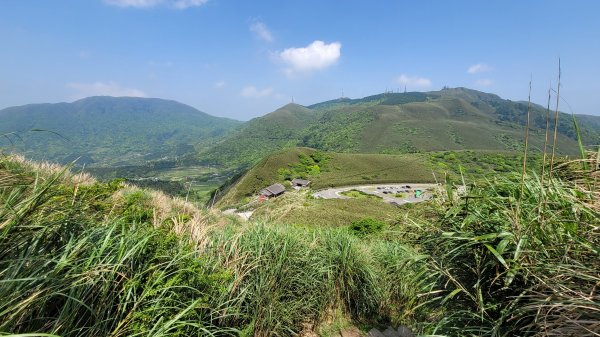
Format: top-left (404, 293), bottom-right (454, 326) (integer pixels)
top-left (215, 146), bottom-right (546, 207)
top-left (340, 189), bottom-right (382, 199)
top-left (215, 147), bottom-right (317, 206)
top-left (251, 190), bottom-right (425, 227)
top-left (87, 163), bottom-right (231, 204)
top-left (313, 152), bottom-right (434, 188)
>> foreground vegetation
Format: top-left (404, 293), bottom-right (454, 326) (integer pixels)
top-left (1, 149), bottom-right (598, 336)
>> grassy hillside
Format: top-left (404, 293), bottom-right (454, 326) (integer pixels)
top-left (314, 152), bottom-right (434, 188)
top-left (251, 191), bottom-right (430, 227)
top-left (215, 146), bottom-right (547, 207)
top-left (203, 87), bottom-right (600, 169)
top-left (305, 89), bottom-right (591, 154)
top-left (200, 103), bottom-right (316, 167)
top-left (0, 96), bottom-right (241, 166)
top-left (215, 147), bottom-right (435, 206)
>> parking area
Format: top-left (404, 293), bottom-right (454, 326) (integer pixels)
top-left (313, 183), bottom-right (438, 206)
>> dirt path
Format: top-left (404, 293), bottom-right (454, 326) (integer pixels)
top-left (223, 208), bottom-right (254, 220)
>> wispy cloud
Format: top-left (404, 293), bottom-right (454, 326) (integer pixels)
top-left (276, 40), bottom-right (341, 78)
top-left (172, 0), bottom-right (207, 9)
top-left (467, 63), bottom-right (493, 74)
top-left (395, 74), bottom-right (432, 89)
top-left (475, 78), bottom-right (493, 87)
top-left (67, 81), bottom-right (147, 99)
top-left (214, 80), bottom-right (226, 89)
top-left (250, 21), bottom-right (273, 43)
top-left (103, 0), bottom-right (207, 9)
top-left (241, 86), bottom-right (273, 98)
top-left (104, 0), bottom-right (159, 7)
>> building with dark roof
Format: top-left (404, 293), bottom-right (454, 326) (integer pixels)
top-left (291, 178), bottom-right (311, 187)
top-left (259, 183), bottom-right (286, 198)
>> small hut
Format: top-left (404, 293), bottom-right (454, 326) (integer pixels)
top-left (259, 183), bottom-right (286, 198)
top-left (291, 178), bottom-right (311, 188)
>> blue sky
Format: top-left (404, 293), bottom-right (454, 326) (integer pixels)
top-left (1, 0), bottom-right (599, 120)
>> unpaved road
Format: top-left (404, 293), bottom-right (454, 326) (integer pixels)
top-left (223, 208), bottom-right (254, 220)
top-left (313, 183), bottom-right (438, 205)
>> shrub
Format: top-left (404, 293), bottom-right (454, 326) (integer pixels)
top-left (349, 218), bottom-right (386, 236)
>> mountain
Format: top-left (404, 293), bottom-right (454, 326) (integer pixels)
top-left (202, 88), bottom-right (600, 168)
top-left (200, 103), bottom-right (315, 167)
top-left (0, 96), bottom-right (242, 165)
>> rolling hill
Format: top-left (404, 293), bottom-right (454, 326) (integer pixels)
top-left (202, 88), bottom-right (600, 168)
top-left (0, 96), bottom-right (241, 166)
top-left (215, 147), bottom-right (436, 206)
top-left (200, 103), bottom-right (315, 168)
top-left (215, 147), bottom-right (544, 206)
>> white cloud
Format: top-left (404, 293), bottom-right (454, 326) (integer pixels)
top-left (241, 86), bottom-right (273, 98)
top-left (475, 79), bottom-right (493, 87)
top-left (104, 0), bottom-right (161, 7)
top-left (214, 80), bottom-right (226, 89)
top-left (67, 81), bottom-right (148, 99)
top-left (103, 0), bottom-right (207, 9)
top-left (250, 21), bottom-right (273, 43)
top-left (172, 0), bottom-right (208, 9)
top-left (395, 74), bottom-right (432, 89)
top-left (277, 40), bottom-right (341, 77)
top-left (467, 63), bottom-right (493, 74)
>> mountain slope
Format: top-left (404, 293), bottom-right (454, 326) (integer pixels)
top-left (304, 88), bottom-right (599, 153)
top-left (200, 103), bottom-right (316, 167)
top-left (215, 147), bottom-right (435, 206)
top-left (0, 96), bottom-right (241, 165)
top-left (204, 88), bottom-right (600, 168)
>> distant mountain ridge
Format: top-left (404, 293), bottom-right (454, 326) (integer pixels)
top-left (2, 89), bottom-right (598, 169)
top-left (0, 96), bottom-right (241, 165)
top-left (202, 87), bottom-right (600, 168)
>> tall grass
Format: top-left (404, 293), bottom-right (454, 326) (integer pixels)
top-left (540, 88), bottom-right (552, 191)
top-left (520, 78), bottom-right (532, 196)
top-left (206, 223), bottom-right (438, 336)
top-left (1, 155), bottom-right (439, 336)
top-left (0, 156), bottom-right (233, 336)
top-left (549, 59), bottom-right (562, 175)
top-left (421, 172), bottom-right (599, 336)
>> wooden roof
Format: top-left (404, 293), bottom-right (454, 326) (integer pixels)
top-left (261, 183), bottom-right (286, 196)
top-left (291, 178), bottom-right (311, 186)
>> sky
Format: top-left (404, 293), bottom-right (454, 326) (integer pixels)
top-left (1, 0), bottom-right (599, 120)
